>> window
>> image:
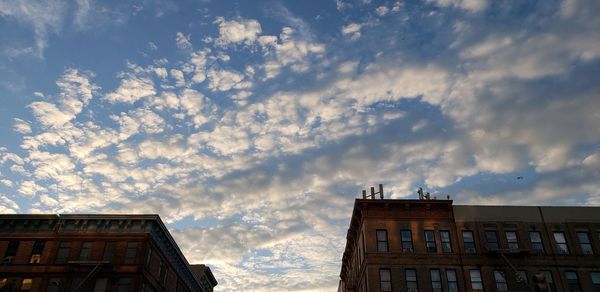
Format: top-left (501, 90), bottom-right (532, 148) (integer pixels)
top-left (542, 271), bottom-right (556, 292)
top-left (5, 241), bottom-right (19, 258)
top-left (463, 231), bottom-right (476, 253)
top-left (377, 230), bottom-right (389, 252)
top-left (553, 232), bottom-right (569, 254)
top-left (494, 270), bottom-right (508, 291)
top-left (405, 269), bottom-right (418, 292)
top-left (485, 230), bottom-right (499, 250)
top-left (55, 242), bottom-right (71, 264)
top-left (425, 231), bottom-right (436, 253)
top-left (591, 272), bottom-right (600, 291)
top-left (29, 240), bottom-right (45, 263)
top-left (103, 242), bottom-right (116, 262)
top-left (446, 269), bottom-right (459, 292)
top-left (124, 242), bottom-right (138, 264)
top-left (20, 278), bottom-right (32, 290)
top-left (470, 269), bottom-right (483, 291)
top-left (79, 242), bottom-right (92, 260)
top-left (379, 268), bottom-right (392, 292)
top-left (401, 230), bottom-right (413, 252)
top-left (440, 231), bottom-right (452, 252)
top-left (505, 231), bottom-right (519, 249)
top-left (117, 278), bottom-right (132, 292)
top-left (93, 278), bottom-right (108, 292)
top-left (430, 269), bottom-right (442, 292)
top-left (529, 231), bottom-right (544, 253)
top-left (576, 232), bottom-right (593, 255)
top-left (565, 271), bottom-right (581, 292)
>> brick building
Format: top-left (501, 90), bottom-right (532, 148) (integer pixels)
top-left (0, 214), bottom-right (217, 292)
top-left (338, 195), bottom-right (600, 292)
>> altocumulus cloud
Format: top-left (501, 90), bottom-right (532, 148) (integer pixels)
top-left (1, 0), bottom-right (600, 291)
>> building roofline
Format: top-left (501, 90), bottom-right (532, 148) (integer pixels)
top-left (0, 213), bottom-right (209, 291)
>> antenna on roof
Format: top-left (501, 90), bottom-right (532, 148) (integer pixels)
top-left (362, 184), bottom-right (384, 199)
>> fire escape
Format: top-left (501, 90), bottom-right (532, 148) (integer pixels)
top-left (486, 245), bottom-right (531, 291)
top-left (67, 260), bottom-right (110, 291)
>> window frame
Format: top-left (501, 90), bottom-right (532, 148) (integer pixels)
top-left (405, 268), bottom-right (418, 292)
top-left (376, 229), bottom-right (389, 252)
top-left (463, 231), bottom-right (476, 253)
top-left (591, 272), bottom-right (600, 290)
top-left (470, 269), bottom-right (483, 291)
top-left (565, 271), bottom-right (581, 292)
top-left (102, 242), bottom-right (116, 262)
top-left (54, 241), bottom-right (71, 264)
top-left (485, 230), bottom-right (499, 250)
top-left (124, 242), bottom-right (139, 264)
top-left (505, 231), bottom-right (519, 249)
top-left (430, 269), bottom-right (442, 292)
top-left (529, 231), bottom-right (544, 253)
top-left (446, 269), bottom-right (459, 292)
top-left (401, 230), bottom-right (414, 253)
top-left (440, 231), bottom-right (452, 253)
top-left (5, 241), bottom-right (19, 258)
top-left (29, 240), bottom-right (45, 264)
top-left (79, 242), bottom-right (93, 260)
top-left (576, 232), bottom-right (593, 255)
top-left (553, 232), bottom-right (570, 254)
top-left (542, 270), bottom-right (556, 292)
top-left (494, 270), bottom-right (508, 291)
top-left (379, 268), bottom-right (392, 292)
top-left (424, 230), bottom-right (437, 253)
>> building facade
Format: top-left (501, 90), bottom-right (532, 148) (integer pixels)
top-left (339, 198), bottom-right (600, 292)
top-left (0, 214), bottom-right (217, 292)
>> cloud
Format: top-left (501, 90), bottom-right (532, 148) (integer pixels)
top-left (0, 0), bottom-right (66, 57)
top-left (341, 23), bottom-right (362, 40)
top-left (28, 69), bottom-right (98, 128)
top-left (260, 27), bottom-right (325, 79)
top-left (375, 6), bottom-right (390, 16)
top-left (104, 74), bottom-right (156, 103)
top-left (176, 32), bottom-right (192, 50)
top-left (214, 17), bottom-right (262, 46)
top-left (207, 68), bottom-right (251, 91)
top-left (428, 0), bottom-right (488, 12)
top-left (13, 118), bottom-right (32, 134)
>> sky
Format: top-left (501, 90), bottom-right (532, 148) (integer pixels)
top-left (1, 0), bottom-right (600, 290)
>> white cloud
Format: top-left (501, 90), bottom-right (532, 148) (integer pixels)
top-left (429, 0), bottom-right (488, 12)
top-left (179, 89), bottom-right (213, 128)
top-left (0, 0), bottom-right (66, 57)
top-left (260, 27), bottom-right (326, 79)
top-left (170, 69), bottom-right (186, 87)
top-left (13, 118), bottom-right (32, 134)
top-left (0, 195), bottom-right (19, 213)
top-left (214, 17), bottom-right (262, 46)
top-left (28, 69), bottom-right (98, 128)
top-left (207, 68), bottom-right (252, 92)
top-left (375, 6), bottom-right (390, 16)
top-left (18, 180), bottom-right (45, 197)
top-left (341, 23), bottom-right (362, 40)
top-left (104, 75), bottom-right (156, 103)
top-left (176, 32), bottom-right (192, 50)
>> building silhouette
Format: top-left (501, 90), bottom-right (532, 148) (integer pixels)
top-left (0, 214), bottom-right (217, 292)
top-left (338, 192), bottom-right (600, 291)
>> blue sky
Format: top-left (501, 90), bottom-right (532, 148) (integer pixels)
top-left (1, 0), bottom-right (600, 290)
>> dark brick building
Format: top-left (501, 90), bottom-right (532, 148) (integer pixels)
top-left (338, 196), bottom-right (600, 292)
top-left (0, 214), bottom-right (217, 292)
